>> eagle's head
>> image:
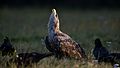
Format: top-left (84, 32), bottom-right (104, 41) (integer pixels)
top-left (48, 9), bottom-right (60, 33)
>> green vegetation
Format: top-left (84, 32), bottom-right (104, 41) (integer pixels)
top-left (0, 7), bottom-right (120, 68)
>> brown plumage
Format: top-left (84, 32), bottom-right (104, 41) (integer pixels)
top-left (45, 9), bottom-right (86, 60)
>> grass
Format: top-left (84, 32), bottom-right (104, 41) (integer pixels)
top-left (0, 7), bottom-right (120, 68)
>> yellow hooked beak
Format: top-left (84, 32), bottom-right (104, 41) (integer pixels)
top-left (52, 9), bottom-right (57, 15)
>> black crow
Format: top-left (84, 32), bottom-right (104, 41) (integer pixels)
top-left (0, 36), bottom-right (16, 56)
top-left (93, 38), bottom-right (109, 61)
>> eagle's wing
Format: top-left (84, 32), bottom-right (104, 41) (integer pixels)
top-left (45, 36), bottom-right (54, 52)
top-left (53, 32), bottom-right (86, 59)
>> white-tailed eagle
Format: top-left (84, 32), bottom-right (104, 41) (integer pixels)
top-left (45, 9), bottom-right (86, 60)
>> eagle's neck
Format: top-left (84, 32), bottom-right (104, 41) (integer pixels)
top-left (48, 29), bottom-right (59, 43)
top-left (48, 22), bottom-right (60, 33)
top-left (48, 9), bottom-right (61, 41)
top-left (48, 20), bottom-right (61, 40)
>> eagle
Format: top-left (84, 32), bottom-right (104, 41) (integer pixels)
top-left (0, 36), bottom-right (16, 56)
top-left (45, 9), bottom-right (86, 60)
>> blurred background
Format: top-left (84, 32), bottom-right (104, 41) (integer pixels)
top-left (0, 0), bottom-right (120, 8)
top-left (0, 0), bottom-right (120, 54)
